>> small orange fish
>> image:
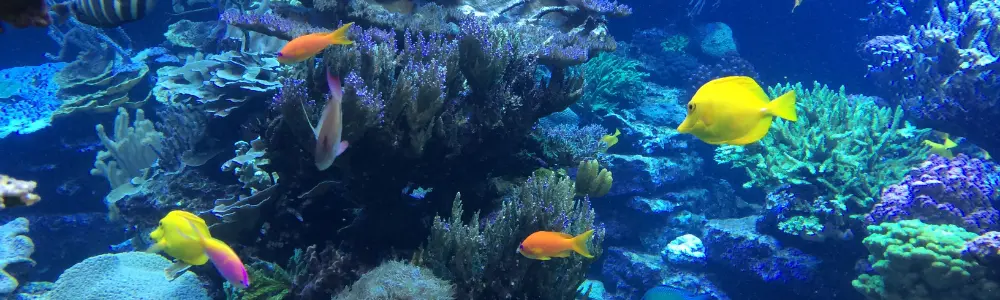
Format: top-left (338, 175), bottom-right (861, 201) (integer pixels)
top-left (517, 230), bottom-right (595, 260)
top-left (277, 22), bottom-right (354, 64)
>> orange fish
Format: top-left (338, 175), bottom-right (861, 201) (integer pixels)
top-left (277, 22), bottom-right (354, 64)
top-left (517, 230), bottom-right (595, 260)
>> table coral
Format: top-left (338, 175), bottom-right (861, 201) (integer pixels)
top-left (152, 51), bottom-right (282, 117)
top-left (715, 82), bottom-right (930, 238)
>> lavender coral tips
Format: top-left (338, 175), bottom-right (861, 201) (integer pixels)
top-left (865, 154), bottom-right (1000, 233)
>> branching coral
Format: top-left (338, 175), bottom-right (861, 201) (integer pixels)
top-left (221, 137), bottom-right (278, 194)
top-left (153, 51), bottom-right (281, 117)
top-left (862, 0), bottom-right (1000, 155)
top-left (91, 108), bottom-right (164, 214)
top-left (715, 82), bottom-right (930, 238)
top-left (532, 123), bottom-right (606, 165)
top-left (423, 173), bottom-right (604, 299)
top-left (318, 19), bottom-right (583, 157)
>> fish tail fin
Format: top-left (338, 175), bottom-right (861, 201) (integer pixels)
top-left (326, 69), bottom-right (343, 103)
top-left (52, 3), bottom-right (71, 24)
top-left (326, 22), bottom-right (355, 45)
top-left (766, 90), bottom-right (797, 122)
top-left (570, 229), bottom-right (595, 259)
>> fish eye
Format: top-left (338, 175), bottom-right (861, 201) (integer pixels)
top-left (276, 52), bottom-right (283, 57)
top-left (687, 104), bottom-right (695, 111)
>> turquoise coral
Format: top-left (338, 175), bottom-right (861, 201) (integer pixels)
top-left (0, 218), bottom-right (33, 294)
top-left (715, 82), bottom-right (930, 237)
top-left (852, 220), bottom-right (999, 300)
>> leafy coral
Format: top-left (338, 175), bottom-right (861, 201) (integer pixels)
top-left (575, 159), bottom-right (613, 198)
top-left (423, 173), bottom-right (603, 299)
top-left (715, 82), bottom-right (930, 237)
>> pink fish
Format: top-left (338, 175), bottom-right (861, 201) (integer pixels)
top-left (312, 69), bottom-right (349, 170)
top-left (180, 219), bottom-right (250, 289)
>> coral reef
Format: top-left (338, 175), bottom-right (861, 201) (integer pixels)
top-left (0, 63), bottom-right (64, 138)
top-left (42, 252), bottom-right (210, 299)
top-left (715, 82), bottom-right (930, 238)
top-left (702, 217), bottom-right (819, 295)
top-left (866, 154), bottom-right (1000, 233)
top-left (580, 51), bottom-right (649, 110)
top-left (852, 220), bottom-right (998, 300)
top-left (0, 218), bottom-right (33, 294)
top-left (0, 175), bottom-right (40, 209)
top-left (423, 173), bottom-right (603, 299)
top-left (697, 22), bottom-right (738, 58)
top-left (663, 234), bottom-right (706, 266)
top-left (222, 137), bottom-right (278, 194)
top-left (532, 122), bottom-right (607, 166)
top-left (575, 159), bottom-right (613, 198)
top-left (91, 108), bottom-right (164, 216)
top-left (152, 51), bottom-right (282, 117)
top-left (333, 260), bottom-right (454, 300)
top-left (862, 0), bottom-right (1000, 155)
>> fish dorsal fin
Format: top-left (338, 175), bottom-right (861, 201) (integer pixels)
top-left (717, 76), bottom-right (769, 104)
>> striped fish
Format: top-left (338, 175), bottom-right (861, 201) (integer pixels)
top-left (52, 0), bottom-right (156, 28)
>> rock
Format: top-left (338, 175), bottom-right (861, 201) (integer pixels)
top-left (663, 234), bottom-right (706, 266)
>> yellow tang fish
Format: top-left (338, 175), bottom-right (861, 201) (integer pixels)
top-left (922, 132), bottom-right (958, 158)
top-left (602, 129), bottom-right (621, 151)
top-left (677, 76), bottom-right (797, 145)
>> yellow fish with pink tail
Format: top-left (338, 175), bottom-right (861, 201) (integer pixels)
top-left (277, 22), bottom-right (354, 64)
top-left (146, 210), bottom-right (250, 289)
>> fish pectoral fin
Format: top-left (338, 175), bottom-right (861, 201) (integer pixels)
top-left (336, 141), bottom-right (349, 156)
top-left (145, 241), bottom-right (165, 254)
top-left (164, 262), bottom-right (192, 281)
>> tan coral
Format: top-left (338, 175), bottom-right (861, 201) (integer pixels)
top-left (575, 159), bottom-right (612, 198)
top-left (0, 175), bottom-right (40, 209)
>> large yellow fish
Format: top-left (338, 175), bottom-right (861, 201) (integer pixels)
top-left (677, 76), bottom-right (797, 145)
top-left (277, 22), bottom-right (354, 64)
top-left (147, 210), bottom-right (250, 289)
top-left (517, 230), bottom-right (595, 260)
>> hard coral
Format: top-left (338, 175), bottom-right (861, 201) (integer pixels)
top-left (866, 154), bottom-right (1000, 233)
top-left (153, 51), bottom-right (282, 117)
top-left (43, 252), bottom-right (210, 299)
top-left (333, 260), bottom-right (455, 300)
top-left (715, 82), bottom-right (930, 238)
top-left (0, 176), bottom-right (40, 209)
top-left (0, 218), bottom-right (34, 294)
top-left (862, 0), bottom-right (1000, 155)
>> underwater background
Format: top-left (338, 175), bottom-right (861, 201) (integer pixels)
top-left (1, 0), bottom-right (999, 299)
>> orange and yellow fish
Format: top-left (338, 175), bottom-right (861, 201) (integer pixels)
top-left (147, 210), bottom-right (250, 289)
top-left (677, 76), bottom-right (797, 145)
top-left (277, 22), bottom-right (355, 64)
top-left (517, 230), bottom-right (595, 260)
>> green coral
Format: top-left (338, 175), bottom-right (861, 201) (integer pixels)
top-left (575, 159), bottom-right (613, 198)
top-left (423, 173), bottom-right (604, 299)
top-left (714, 82), bottom-right (930, 233)
top-left (660, 34), bottom-right (689, 53)
top-left (852, 220), bottom-right (999, 300)
top-left (777, 215), bottom-right (824, 238)
top-left (580, 52), bottom-right (648, 111)
top-left (226, 260), bottom-right (291, 300)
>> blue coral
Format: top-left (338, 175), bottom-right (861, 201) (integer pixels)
top-left (0, 63), bottom-right (65, 138)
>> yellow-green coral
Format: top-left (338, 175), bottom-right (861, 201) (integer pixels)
top-left (575, 159), bottom-right (612, 198)
top-left (852, 220), bottom-right (996, 300)
top-left (714, 82), bottom-right (930, 231)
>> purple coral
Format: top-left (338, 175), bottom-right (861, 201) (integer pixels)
top-left (865, 154), bottom-right (1000, 233)
top-left (964, 231), bottom-right (1000, 262)
top-left (219, 9), bottom-right (324, 41)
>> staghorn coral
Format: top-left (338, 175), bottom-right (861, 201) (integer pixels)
top-left (0, 176), bottom-right (40, 209)
top-left (862, 0), bottom-right (1000, 155)
top-left (531, 122), bottom-right (607, 166)
top-left (866, 154), bottom-right (1000, 233)
top-left (715, 82), bottom-right (930, 238)
top-left (219, 9), bottom-right (325, 41)
top-left (423, 173), bottom-right (604, 299)
top-left (153, 51), bottom-right (281, 117)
